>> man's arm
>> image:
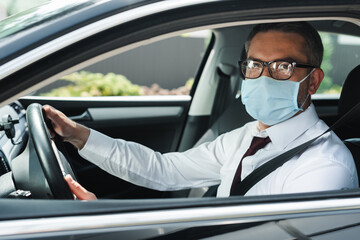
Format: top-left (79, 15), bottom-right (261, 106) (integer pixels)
top-left (42, 105), bottom-right (224, 197)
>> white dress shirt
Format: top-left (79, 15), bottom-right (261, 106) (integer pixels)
top-left (79, 103), bottom-right (358, 197)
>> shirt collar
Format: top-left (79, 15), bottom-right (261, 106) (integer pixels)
top-left (259, 103), bottom-right (319, 149)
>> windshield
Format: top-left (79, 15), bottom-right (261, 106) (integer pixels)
top-left (0, 0), bottom-right (94, 40)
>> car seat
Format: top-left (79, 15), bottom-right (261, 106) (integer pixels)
top-left (336, 64), bottom-right (360, 185)
top-left (193, 96), bottom-right (254, 148)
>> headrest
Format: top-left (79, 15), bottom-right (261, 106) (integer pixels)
top-left (339, 65), bottom-right (360, 116)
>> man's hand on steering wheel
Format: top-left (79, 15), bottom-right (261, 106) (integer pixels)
top-left (42, 105), bottom-right (90, 150)
top-left (42, 105), bottom-right (96, 200)
top-left (64, 174), bottom-right (97, 200)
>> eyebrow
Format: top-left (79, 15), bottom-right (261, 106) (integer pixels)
top-left (247, 57), bottom-right (298, 63)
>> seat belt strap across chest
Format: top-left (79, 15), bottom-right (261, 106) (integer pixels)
top-left (231, 101), bottom-right (360, 196)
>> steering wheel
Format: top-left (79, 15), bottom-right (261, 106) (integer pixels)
top-left (12, 103), bottom-right (76, 199)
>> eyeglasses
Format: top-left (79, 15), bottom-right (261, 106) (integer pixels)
top-left (239, 59), bottom-right (316, 80)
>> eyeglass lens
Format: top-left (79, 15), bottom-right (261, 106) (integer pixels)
top-left (241, 60), bottom-right (294, 80)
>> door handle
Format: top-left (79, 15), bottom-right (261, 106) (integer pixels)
top-left (69, 110), bottom-right (92, 121)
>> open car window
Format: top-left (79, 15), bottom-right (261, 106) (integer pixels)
top-left (315, 31), bottom-right (360, 98)
top-left (29, 30), bottom-right (212, 97)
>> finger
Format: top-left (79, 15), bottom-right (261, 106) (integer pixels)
top-left (42, 105), bottom-right (57, 139)
top-left (49, 130), bottom-right (55, 139)
top-left (64, 174), bottom-right (97, 200)
top-left (42, 105), bottom-right (57, 122)
top-left (42, 105), bottom-right (61, 123)
top-left (64, 174), bottom-right (86, 200)
top-left (42, 105), bottom-right (72, 139)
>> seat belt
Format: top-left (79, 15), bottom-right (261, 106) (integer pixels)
top-left (231, 101), bottom-right (360, 196)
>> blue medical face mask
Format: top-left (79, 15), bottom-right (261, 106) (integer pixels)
top-left (241, 70), bottom-right (314, 126)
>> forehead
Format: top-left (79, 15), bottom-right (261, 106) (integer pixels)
top-left (247, 30), bottom-right (308, 63)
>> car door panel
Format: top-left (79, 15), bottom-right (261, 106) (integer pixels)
top-left (19, 96), bottom-right (191, 198)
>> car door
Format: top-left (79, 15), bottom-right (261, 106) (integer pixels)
top-left (2, 190), bottom-right (360, 240)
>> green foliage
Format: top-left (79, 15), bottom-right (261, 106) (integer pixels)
top-left (185, 78), bottom-right (194, 89)
top-left (317, 32), bottom-right (342, 94)
top-left (321, 84), bottom-right (342, 94)
top-left (41, 71), bottom-right (141, 97)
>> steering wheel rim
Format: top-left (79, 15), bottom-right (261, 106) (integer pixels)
top-left (26, 103), bottom-right (74, 199)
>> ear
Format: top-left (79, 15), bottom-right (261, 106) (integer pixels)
top-left (308, 68), bottom-right (324, 94)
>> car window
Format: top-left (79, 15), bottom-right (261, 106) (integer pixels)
top-left (30, 30), bottom-right (212, 97)
top-left (315, 31), bottom-right (360, 98)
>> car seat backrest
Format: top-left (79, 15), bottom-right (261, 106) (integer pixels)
top-left (343, 139), bottom-right (360, 185)
top-left (194, 47), bottom-right (253, 147)
top-left (337, 64), bottom-right (360, 185)
top-left (193, 96), bottom-right (253, 147)
top-left (336, 65), bottom-right (360, 140)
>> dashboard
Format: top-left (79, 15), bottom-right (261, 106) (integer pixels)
top-left (0, 102), bottom-right (28, 177)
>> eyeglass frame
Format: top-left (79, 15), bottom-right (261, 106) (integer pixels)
top-left (238, 59), bottom-right (317, 80)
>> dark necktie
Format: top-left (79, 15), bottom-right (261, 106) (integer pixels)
top-left (230, 136), bottom-right (271, 195)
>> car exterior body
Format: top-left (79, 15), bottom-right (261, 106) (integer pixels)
top-left (0, 0), bottom-right (360, 239)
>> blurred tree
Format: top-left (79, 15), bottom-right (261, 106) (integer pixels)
top-left (41, 71), bottom-right (142, 97)
top-left (317, 32), bottom-right (341, 94)
top-left (38, 71), bottom-right (193, 97)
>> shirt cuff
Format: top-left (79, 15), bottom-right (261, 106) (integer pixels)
top-left (78, 129), bottom-right (114, 166)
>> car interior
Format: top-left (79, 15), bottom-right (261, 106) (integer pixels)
top-left (0, 19), bottom-right (360, 200)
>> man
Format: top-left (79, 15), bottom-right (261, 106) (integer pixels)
top-left (44, 22), bottom-right (358, 200)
